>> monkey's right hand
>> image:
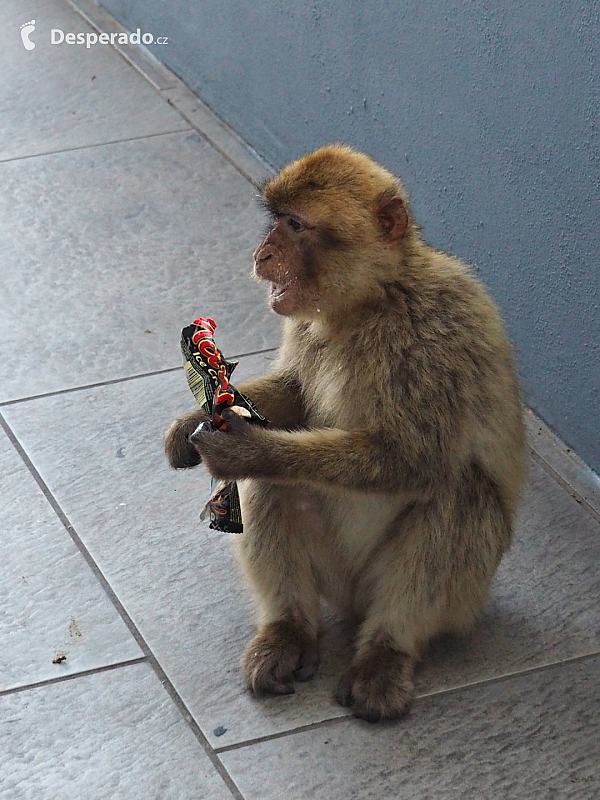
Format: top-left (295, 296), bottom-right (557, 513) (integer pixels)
top-left (164, 411), bottom-right (210, 469)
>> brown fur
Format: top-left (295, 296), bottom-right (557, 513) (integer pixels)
top-left (166, 145), bottom-right (527, 721)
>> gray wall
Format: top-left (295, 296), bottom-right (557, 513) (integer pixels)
top-left (101, 0), bottom-right (600, 472)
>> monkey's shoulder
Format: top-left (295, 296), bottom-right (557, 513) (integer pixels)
top-left (379, 268), bottom-right (512, 361)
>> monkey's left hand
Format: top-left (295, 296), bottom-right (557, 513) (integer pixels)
top-left (190, 407), bottom-right (265, 481)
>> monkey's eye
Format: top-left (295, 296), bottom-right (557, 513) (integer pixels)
top-left (287, 217), bottom-right (305, 232)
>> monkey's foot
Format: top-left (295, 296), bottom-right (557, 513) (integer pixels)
top-left (242, 620), bottom-right (320, 696)
top-left (334, 640), bottom-right (415, 722)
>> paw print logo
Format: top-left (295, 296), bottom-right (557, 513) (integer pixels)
top-left (20, 19), bottom-right (36, 50)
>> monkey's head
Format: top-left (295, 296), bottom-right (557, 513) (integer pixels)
top-left (254, 145), bottom-right (413, 319)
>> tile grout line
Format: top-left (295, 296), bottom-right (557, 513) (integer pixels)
top-left (160, 100), bottom-right (263, 187)
top-left (0, 129), bottom-right (192, 166)
top-left (0, 410), bottom-right (245, 800)
top-left (529, 447), bottom-right (600, 526)
top-left (415, 649), bottom-right (600, 700)
top-left (65, 0), bottom-right (275, 189)
top-left (215, 716), bottom-right (352, 755)
top-left (0, 658), bottom-right (147, 699)
top-left (214, 650), bottom-right (600, 755)
top-left (0, 348), bottom-right (278, 407)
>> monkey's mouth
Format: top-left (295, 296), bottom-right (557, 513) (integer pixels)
top-left (269, 282), bottom-right (289, 300)
top-left (269, 281), bottom-right (298, 314)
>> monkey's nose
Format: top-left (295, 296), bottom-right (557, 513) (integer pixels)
top-left (255, 245), bottom-right (275, 264)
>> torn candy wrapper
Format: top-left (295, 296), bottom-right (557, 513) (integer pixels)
top-left (181, 317), bottom-right (268, 533)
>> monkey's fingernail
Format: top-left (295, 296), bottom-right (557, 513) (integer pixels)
top-left (229, 405), bottom-right (252, 418)
top-left (190, 420), bottom-right (215, 444)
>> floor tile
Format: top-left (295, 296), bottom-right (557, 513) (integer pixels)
top-left (220, 656), bottom-right (600, 800)
top-left (3, 356), bottom-right (599, 746)
top-left (0, 0), bottom-right (189, 162)
top-left (65, 0), bottom-right (180, 91)
top-left (0, 429), bottom-right (141, 692)
top-left (419, 457), bottom-right (600, 694)
top-left (2, 356), bottom-right (350, 744)
top-left (0, 131), bottom-right (280, 402)
top-left (0, 663), bottom-right (234, 800)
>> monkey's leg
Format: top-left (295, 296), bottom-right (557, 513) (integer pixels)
top-left (336, 488), bottom-right (506, 722)
top-left (236, 480), bottom-right (323, 696)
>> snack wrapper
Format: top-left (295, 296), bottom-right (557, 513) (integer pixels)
top-left (181, 317), bottom-right (268, 532)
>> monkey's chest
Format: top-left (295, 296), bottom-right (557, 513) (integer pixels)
top-left (302, 357), bottom-right (367, 429)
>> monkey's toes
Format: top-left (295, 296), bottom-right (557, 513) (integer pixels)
top-left (334, 644), bottom-right (416, 722)
top-left (293, 645), bottom-right (320, 682)
top-left (350, 673), bottom-right (414, 723)
top-left (333, 671), bottom-right (355, 708)
top-left (242, 621), bottom-right (318, 696)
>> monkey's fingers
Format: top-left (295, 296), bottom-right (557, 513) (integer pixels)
top-left (164, 415), bottom-right (207, 469)
top-left (188, 427), bottom-right (238, 482)
top-left (219, 406), bottom-right (252, 431)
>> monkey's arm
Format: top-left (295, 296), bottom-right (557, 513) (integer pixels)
top-left (191, 410), bottom-right (442, 494)
top-left (236, 372), bottom-right (304, 429)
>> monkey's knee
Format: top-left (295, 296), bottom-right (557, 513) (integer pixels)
top-left (164, 413), bottom-right (207, 469)
top-left (334, 634), bottom-right (416, 722)
top-left (242, 619), bottom-right (320, 696)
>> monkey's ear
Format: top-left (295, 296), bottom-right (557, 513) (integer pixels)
top-left (376, 196), bottom-right (408, 243)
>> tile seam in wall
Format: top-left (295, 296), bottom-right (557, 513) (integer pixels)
top-left (65, 0), bottom-right (275, 187)
top-left (525, 409), bottom-right (600, 523)
top-left (530, 449), bottom-right (600, 526)
top-left (0, 129), bottom-right (192, 166)
top-left (64, 0), bottom-right (179, 91)
top-left (0, 410), bottom-right (245, 800)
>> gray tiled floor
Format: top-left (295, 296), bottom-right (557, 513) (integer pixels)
top-left (0, 0), bottom-right (189, 162)
top-left (0, 130), bottom-right (278, 402)
top-left (221, 657), bottom-right (600, 800)
top-left (1, 664), bottom-right (233, 800)
top-left (1, 2), bottom-right (599, 798)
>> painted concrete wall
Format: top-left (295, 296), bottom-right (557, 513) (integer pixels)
top-left (101, 0), bottom-right (600, 472)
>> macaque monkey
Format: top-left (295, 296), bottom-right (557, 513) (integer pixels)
top-left (165, 145), bottom-right (526, 721)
